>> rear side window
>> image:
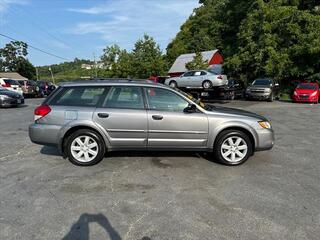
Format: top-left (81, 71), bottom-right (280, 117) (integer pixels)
top-left (50, 86), bottom-right (107, 107)
top-left (102, 86), bottom-right (144, 109)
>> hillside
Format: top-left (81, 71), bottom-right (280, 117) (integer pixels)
top-left (36, 58), bottom-right (94, 82)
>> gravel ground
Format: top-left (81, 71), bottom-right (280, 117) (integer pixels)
top-left (0, 98), bottom-right (319, 240)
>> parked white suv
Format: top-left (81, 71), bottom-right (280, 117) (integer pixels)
top-left (165, 70), bottom-right (228, 90)
top-left (0, 78), bottom-right (23, 95)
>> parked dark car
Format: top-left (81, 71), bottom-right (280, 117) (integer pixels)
top-left (245, 78), bottom-right (280, 102)
top-left (219, 79), bottom-right (245, 100)
top-left (17, 80), bottom-right (40, 97)
top-left (0, 86), bottom-right (25, 107)
top-left (36, 81), bottom-right (56, 96)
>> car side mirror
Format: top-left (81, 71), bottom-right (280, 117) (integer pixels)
top-left (184, 104), bottom-right (197, 113)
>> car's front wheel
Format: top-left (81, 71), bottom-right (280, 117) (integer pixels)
top-left (213, 130), bottom-right (253, 165)
top-left (202, 80), bottom-right (213, 89)
top-left (169, 81), bottom-right (178, 88)
top-left (65, 129), bottom-right (106, 166)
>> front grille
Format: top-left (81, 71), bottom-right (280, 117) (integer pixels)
top-left (251, 89), bottom-right (265, 93)
top-left (299, 94), bottom-right (309, 99)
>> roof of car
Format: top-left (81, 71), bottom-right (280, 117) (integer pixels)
top-left (59, 79), bottom-right (165, 88)
top-left (299, 82), bottom-right (318, 85)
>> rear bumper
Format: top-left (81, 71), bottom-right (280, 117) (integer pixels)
top-left (29, 123), bottom-right (61, 146)
top-left (255, 128), bottom-right (275, 151)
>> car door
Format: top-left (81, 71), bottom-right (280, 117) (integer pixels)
top-left (191, 71), bottom-right (203, 87)
top-left (93, 86), bottom-right (147, 148)
top-left (178, 71), bottom-right (194, 87)
top-left (144, 87), bottom-right (208, 149)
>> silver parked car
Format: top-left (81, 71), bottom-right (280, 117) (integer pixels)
top-left (29, 80), bottom-right (274, 166)
top-left (165, 70), bottom-right (228, 89)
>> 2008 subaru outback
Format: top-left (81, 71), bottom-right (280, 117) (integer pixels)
top-left (29, 79), bottom-right (274, 166)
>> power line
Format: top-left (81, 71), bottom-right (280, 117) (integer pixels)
top-left (9, 4), bottom-right (73, 50)
top-left (0, 33), bottom-right (69, 61)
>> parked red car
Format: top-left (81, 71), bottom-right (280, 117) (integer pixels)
top-left (293, 83), bottom-right (319, 103)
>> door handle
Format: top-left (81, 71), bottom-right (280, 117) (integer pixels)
top-left (97, 113), bottom-right (109, 118)
top-left (152, 115), bottom-right (163, 120)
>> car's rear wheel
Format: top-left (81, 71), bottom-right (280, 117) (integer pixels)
top-left (213, 130), bottom-right (253, 165)
top-left (65, 129), bottom-right (106, 166)
top-left (202, 80), bottom-right (213, 89)
top-left (169, 81), bottom-right (177, 88)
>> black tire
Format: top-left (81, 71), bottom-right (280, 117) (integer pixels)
top-left (213, 130), bottom-right (253, 166)
top-left (268, 93), bottom-right (274, 102)
top-left (169, 81), bottom-right (177, 88)
top-left (202, 80), bottom-right (213, 89)
top-left (65, 129), bottom-right (106, 166)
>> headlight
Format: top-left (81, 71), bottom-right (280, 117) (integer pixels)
top-left (294, 91), bottom-right (298, 96)
top-left (310, 91), bottom-right (317, 97)
top-left (0, 94), bottom-right (10, 100)
top-left (259, 121), bottom-right (271, 129)
top-left (264, 88), bottom-right (271, 93)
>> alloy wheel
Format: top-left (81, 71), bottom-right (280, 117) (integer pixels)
top-left (70, 136), bottom-right (99, 163)
top-left (220, 136), bottom-right (248, 163)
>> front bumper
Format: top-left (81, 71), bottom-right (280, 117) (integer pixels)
top-left (0, 98), bottom-right (24, 107)
top-left (293, 95), bottom-right (318, 103)
top-left (255, 128), bottom-right (275, 151)
top-left (246, 92), bottom-right (270, 100)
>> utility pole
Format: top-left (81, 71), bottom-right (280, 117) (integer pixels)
top-left (49, 67), bottom-right (55, 84)
top-left (93, 52), bottom-right (98, 78)
top-left (36, 67), bottom-right (39, 81)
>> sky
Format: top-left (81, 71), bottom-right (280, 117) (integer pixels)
top-left (0, 0), bottom-right (199, 66)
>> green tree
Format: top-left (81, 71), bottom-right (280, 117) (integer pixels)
top-left (0, 41), bottom-right (36, 79)
top-left (168, 0), bottom-right (320, 86)
top-left (101, 44), bottom-right (121, 72)
top-left (185, 52), bottom-right (209, 70)
top-left (132, 34), bottom-right (166, 78)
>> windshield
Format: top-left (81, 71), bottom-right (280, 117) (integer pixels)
top-left (297, 84), bottom-right (317, 90)
top-left (252, 79), bottom-right (271, 86)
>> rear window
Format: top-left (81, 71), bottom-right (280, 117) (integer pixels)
top-left (50, 86), bottom-right (107, 107)
top-left (4, 79), bottom-right (19, 85)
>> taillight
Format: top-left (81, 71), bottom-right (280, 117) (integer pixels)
top-left (34, 105), bottom-right (51, 121)
top-left (1, 83), bottom-right (11, 87)
top-left (217, 75), bottom-right (223, 80)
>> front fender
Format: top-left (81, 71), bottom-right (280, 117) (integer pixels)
top-left (208, 121), bottom-right (258, 149)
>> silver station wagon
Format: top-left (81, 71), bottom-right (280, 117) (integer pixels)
top-left (29, 80), bottom-right (274, 166)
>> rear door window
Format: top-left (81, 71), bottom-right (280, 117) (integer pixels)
top-left (102, 86), bottom-right (144, 109)
top-left (50, 86), bottom-right (107, 107)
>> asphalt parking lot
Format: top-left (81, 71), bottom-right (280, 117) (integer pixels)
top-left (0, 98), bottom-right (319, 240)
